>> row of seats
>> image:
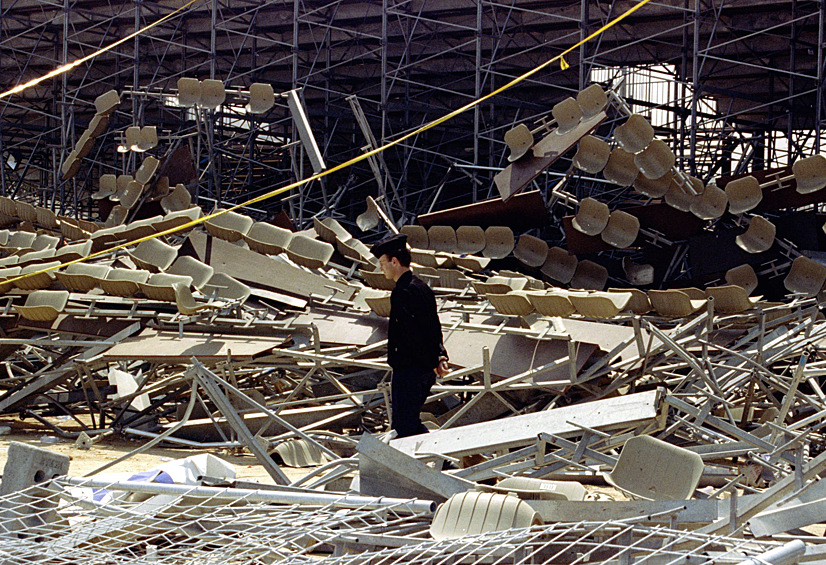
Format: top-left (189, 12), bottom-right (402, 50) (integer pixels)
top-left (61, 90), bottom-right (120, 180)
top-left (90, 156), bottom-right (160, 211)
top-left (177, 78), bottom-right (278, 114)
top-left (400, 224), bottom-right (515, 259)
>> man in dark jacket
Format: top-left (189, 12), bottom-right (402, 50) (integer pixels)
top-left (370, 233), bottom-right (448, 438)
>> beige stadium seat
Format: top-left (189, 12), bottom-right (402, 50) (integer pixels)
top-left (551, 97), bottom-right (582, 135)
top-left (735, 215), bottom-right (775, 254)
top-left (429, 491), bottom-right (542, 541)
top-left (338, 237), bottom-right (378, 267)
top-left (93, 174), bottom-right (118, 201)
top-left (94, 90), bottom-right (121, 116)
top-left (246, 82), bottom-right (275, 114)
top-left (725, 264), bottom-right (758, 295)
top-left (503, 123), bottom-right (533, 162)
top-left (88, 113), bottom-right (109, 137)
top-left (0, 266), bottom-right (21, 294)
top-left (139, 273), bottom-right (193, 302)
top-left (513, 234), bottom-right (548, 267)
top-left (167, 256), bottom-right (214, 289)
top-left (75, 130), bottom-right (95, 159)
top-left (571, 197), bottom-right (609, 236)
top-left (135, 156), bottom-right (160, 186)
top-left (621, 256), bottom-right (654, 286)
top-left (541, 246), bottom-right (577, 284)
top-left (410, 248), bottom-right (440, 268)
top-left (313, 216), bottom-right (350, 243)
top-left (14, 201), bottom-right (37, 223)
top-left (104, 205), bottom-right (128, 228)
top-left (609, 287), bottom-right (651, 314)
top-left (13, 260), bottom-right (61, 291)
top-left (601, 210), bottom-right (639, 249)
top-left (486, 477), bottom-right (587, 501)
top-left (136, 126), bottom-right (158, 152)
top-left (356, 196), bottom-right (381, 232)
top-left (784, 256), bottom-right (826, 297)
top-left (527, 290), bottom-right (576, 317)
top-left (603, 147), bottom-right (639, 186)
top-left (576, 84), bottom-right (608, 118)
top-left (572, 135), bottom-right (610, 174)
top-left (487, 291), bottom-right (535, 316)
top-left (705, 285), bottom-right (761, 314)
top-left (271, 438), bottom-right (328, 467)
top-left (1, 231), bottom-right (37, 253)
top-left (690, 182), bottom-right (728, 220)
top-left (160, 184), bottom-right (192, 213)
top-left (124, 126), bottom-right (141, 151)
top-left (177, 77), bottom-right (201, 107)
top-left (0, 197), bottom-right (16, 217)
top-left (115, 174), bottom-right (133, 201)
top-left (154, 206), bottom-right (202, 234)
top-left (570, 291), bottom-right (633, 319)
top-left (17, 248), bottom-right (56, 267)
top-left (205, 210), bottom-right (254, 242)
top-left (126, 238), bottom-right (178, 272)
top-left (285, 234), bottom-right (334, 269)
top-left (605, 435), bottom-right (704, 501)
top-left (35, 206), bottom-right (59, 230)
top-left (59, 218), bottom-right (92, 242)
top-left (456, 226), bottom-right (485, 255)
top-left (55, 263), bottom-right (110, 292)
top-left (436, 268), bottom-right (470, 289)
top-left (427, 225), bottom-right (457, 253)
top-left (120, 216), bottom-right (163, 242)
top-left (483, 226), bottom-right (515, 259)
top-left (399, 225), bottom-right (428, 249)
top-left (792, 154), bottom-right (826, 194)
top-left (671, 287), bottom-right (705, 300)
top-left (202, 272), bottom-right (251, 304)
top-left (119, 181), bottom-right (145, 210)
top-left (570, 260), bottom-right (608, 290)
top-left (614, 114), bottom-right (654, 154)
top-left (364, 293), bottom-right (392, 317)
top-left (664, 176), bottom-right (703, 212)
top-left (60, 150), bottom-right (80, 180)
top-left (244, 222), bottom-right (292, 255)
top-left (99, 268), bottom-right (151, 297)
top-left (173, 283), bottom-right (228, 316)
top-left (360, 269), bottom-right (395, 290)
top-left (724, 176), bottom-right (762, 215)
top-left (149, 175), bottom-right (170, 200)
top-left (471, 276), bottom-right (528, 297)
top-left (648, 289), bottom-right (706, 317)
top-left (199, 79), bottom-right (226, 110)
top-left (635, 139), bottom-right (675, 180)
top-left (451, 254), bottom-right (490, 272)
top-left (14, 290), bottom-right (70, 322)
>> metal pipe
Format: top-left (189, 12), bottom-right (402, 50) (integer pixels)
top-left (735, 540), bottom-right (805, 565)
top-left (58, 476), bottom-right (436, 515)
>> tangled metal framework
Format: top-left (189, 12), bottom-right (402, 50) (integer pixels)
top-left (0, 1), bottom-right (823, 230)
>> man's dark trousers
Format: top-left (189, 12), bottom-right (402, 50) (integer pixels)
top-left (391, 367), bottom-right (436, 438)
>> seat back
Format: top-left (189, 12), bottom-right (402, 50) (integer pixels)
top-left (735, 215), bottom-right (776, 254)
top-left (601, 210), bottom-right (640, 249)
top-left (205, 210), bottom-right (254, 242)
top-left (155, 206), bottom-right (202, 234)
top-left (246, 83), bottom-right (275, 114)
top-left (705, 285), bottom-right (755, 313)
top-left (724, 175), bottom-right (762, 215)
top-left (615, 114), bottom-right (654, 154)
top-left (124, 126), bottom-right (141, 151)
top-left (725, 264), bottom-right (758, 295)
top-left (6, 231), bottom-right (37, 250)
top-left (272, 438), bottom-right (327, 467)
top-left (690, 182), bottom-right (728, 220)
top-left (570, 260), bottom-right (608, 291)
top-left (94, 90), bottom-right (121, 116)
top-left (635, 139), bottom-right (675, 180)
top-left (100, 268), bottom-right (151, 297)
top-left (494, 477), bottom-right (587, 501)
top-left (551, 97), bottom-right (582, 134)
top-left (456, 226), bottom-right (485, 255)
top-left (56, 263), bottom-right (110, 292)
top-left (430, 491), bottom-right (542, 541)
top-left (621, 257), bottom-right (654, 286)
top-left (198, 79), bottom-right (226, 109)
top-left (15, 260), bottom-right (61, 290)
top-left (88, 113), bottom-right (109, 137)
top-left (94, 174), bottom-right (118, 200)
top-left (134, 156), bottom-right (160, 186)
top-left (356, 196), bottom-right (380, 232)
top-left (160, 184), bottom-right (192, 213)
top-left (139, 273), bottom-right (194, 302)
top-left (609, 287), bottom-right (651, 314)
top-left (360, 269), bottom-right (395, 290)
top-left (245, 222), bottom-right (292, 255)
top-left (603, 148), bottom-right (639, 186)
top-left (399, 225), bottom-right (428, 249)
top-left (177, 77), bottom-right (201, 107)
top-left (576, 84), bottom-right (608, 118)
top-left (137, 126), bottom-right (158, 152)
top-left (605, 435), bottom-right (704, 501)
top-left (541, 247), bottom-right (577, 284)
top-left (570, 291), bottom-right (633, 319)
top-left (483, 226), bottom-right (514, 259)
top-left (167, 256), bottom-right (214, 289)
top-left (633, 170), bottom-right (672, 198)
top-left (664, 176), bottom-right (702, 212)
top-left (364, 293), bottom-right (392, 317)
top-left (571, 197), bottom-right (609, 236)
top-left (527, 291), bottom-right (575, 317)
top-left (427, 225), bottom-right (457, 253)
top-left (119, 181), bottom-right (145, 210)
top-left (487, 292), bottom-right (535, 316)
top-left (573, 135), bottom-right (610, 173)
top-left (313, 216), bottom-right (350, 243)
top-left (128, 238), bottom-right (178, 272)
top-left (784, 256), bottom-right (826, 297)
top-left (792, 154), bottom-right (826, 194)
top-left (648, 289), bottom-right (705, 317)
top-left (15, 201), bottom-right (37, 223)
top-left (15, 290), bottom-right (70, 322)
top-left (285, 234), bottom-right (334, 269)
top-left (503, 123), bottom-right (533, 162)
top-left (513, 234), bottom-right (548, 267)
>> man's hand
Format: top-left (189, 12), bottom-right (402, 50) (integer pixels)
top-left (435, 356), bottom-right (450, 377)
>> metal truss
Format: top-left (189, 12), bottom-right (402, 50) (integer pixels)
top-left (0, 0), bottom-right (823, 233)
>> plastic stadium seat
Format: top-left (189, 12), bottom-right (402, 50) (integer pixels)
top-left (360, 269), bottom-right (395, 290)
top-left (569, 291), bottom-right (633, 319)
top-left (633, 170), bottom-right (672, 198)
top-left (173, 283), bottom-right (228, 316)
top-left (527, 290), bottom-right (576, 317)
top-left (603, 147), bottom-right (639, 186)
top-left (605, 435), bottom-right (704, 501)
top-left (93, 90), bottom-right (121, 116)
top-left (93, 174), bottom-right (118, 201)
top-left (167, 256), bottom-right (214, 290)
top-left (119, 180), bottom-right (145, 210)
top-left (456, 226), bottom-right (485, 255)
top-left (0, 266), bottom-right (21, 294)
top-left (246, 83), bottom-right (275, 114)
top-left (154, 207), bottom-right (202, 234)
top-left (573, 135), bottom-right (610, 174)
top-left (13, 260), bottom-right (61, 291)
top-left (622, 257), bottom-right (654, 286)
top-left (244, 222), bottom-right (292, 255)
top-left (76, 129), bottom-right (95, 158)
top-left (784, 256), bottom-right (826, 297)
top-left (600, 210), bottom-right (639, 249)
top-left (690, 182), bottom-right (728, 220)
top-left (430, 491), bottom-right (542, 540)
top-left (569, 260), bottom-right (608, 291)
top-left (356, 196), bottom-right (381, 232)
top-left (126, 238), bottom-right (178, 272)
top-left (792, 154), bottom-right (826, 194)
top-left (138, 273), bottom-right (194, 302)
top-left (55, 263), bottom-right (110, 292)
top-left (489, 477), bottom-right (587, 501)
top-left (609, 287), bottom-right (651, 314)
top-left (177, 77), bottom-right (201, 107)
top-left (285, 234), bottom-right (334, 269)
top-left (576, 84), bottom-right (608, 118)
top-left (135, 156), bottom-right (160, 185)
top-left (635, 139), bottom-right (675, 180)
top-left (513, 234), bottom-right (548, 267)
top-left (364, 293), bottom-right (392, 317)
top-left (648, 289), bottom-right (706, 317)
top-left (571, 197), bottom-right (609, 236)
top-left (313, 216), bottom-right (350, 243)
top-left (615, 114), bottom-right (654, 154)
top-left (483, 226), bottom-right (514, 259)
top-left (201, 272), bottom-right (251, 304)
top-left (14, 290), bottom-right (70, 322)
top-left (198, 79), bottom-right (226, 109)
top-left (98, 268), bottom-right (151, 297)
top-left (541, 246), bottom-right (577, 284)
top-left (725, 176), bottom-right (762, 215)
top-left (725, 264), bottom-right (758, 295)
top-left (487, 291), bottom-right (535, 316)
top-left (664, 176), bottom-right (703, 212)
top-left (400, 225), bottom-right (428, 249)
top-left (705, 285), bottom-right (761, 314)
top-left (735, 215), bottom-right (775, 254)
top-left (88, 113), bottom-right (109, 137)
top-left (271, 438), bottom-right (328, 467)
top-left (160, 184), bottom-right (192, 213)
top-left (551, 97), bottom-right (582, 135)
top-left (14, 201), bottom-right (37, 223)
top-left (427, 225), bottom-right (457, 253)
top-left (205, 210), bottom-right (254, 242)
top-left (504, 123), bottom-right (533, 162)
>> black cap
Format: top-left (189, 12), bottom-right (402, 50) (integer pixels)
top-left (370, 233), bottom-right (408, 258)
